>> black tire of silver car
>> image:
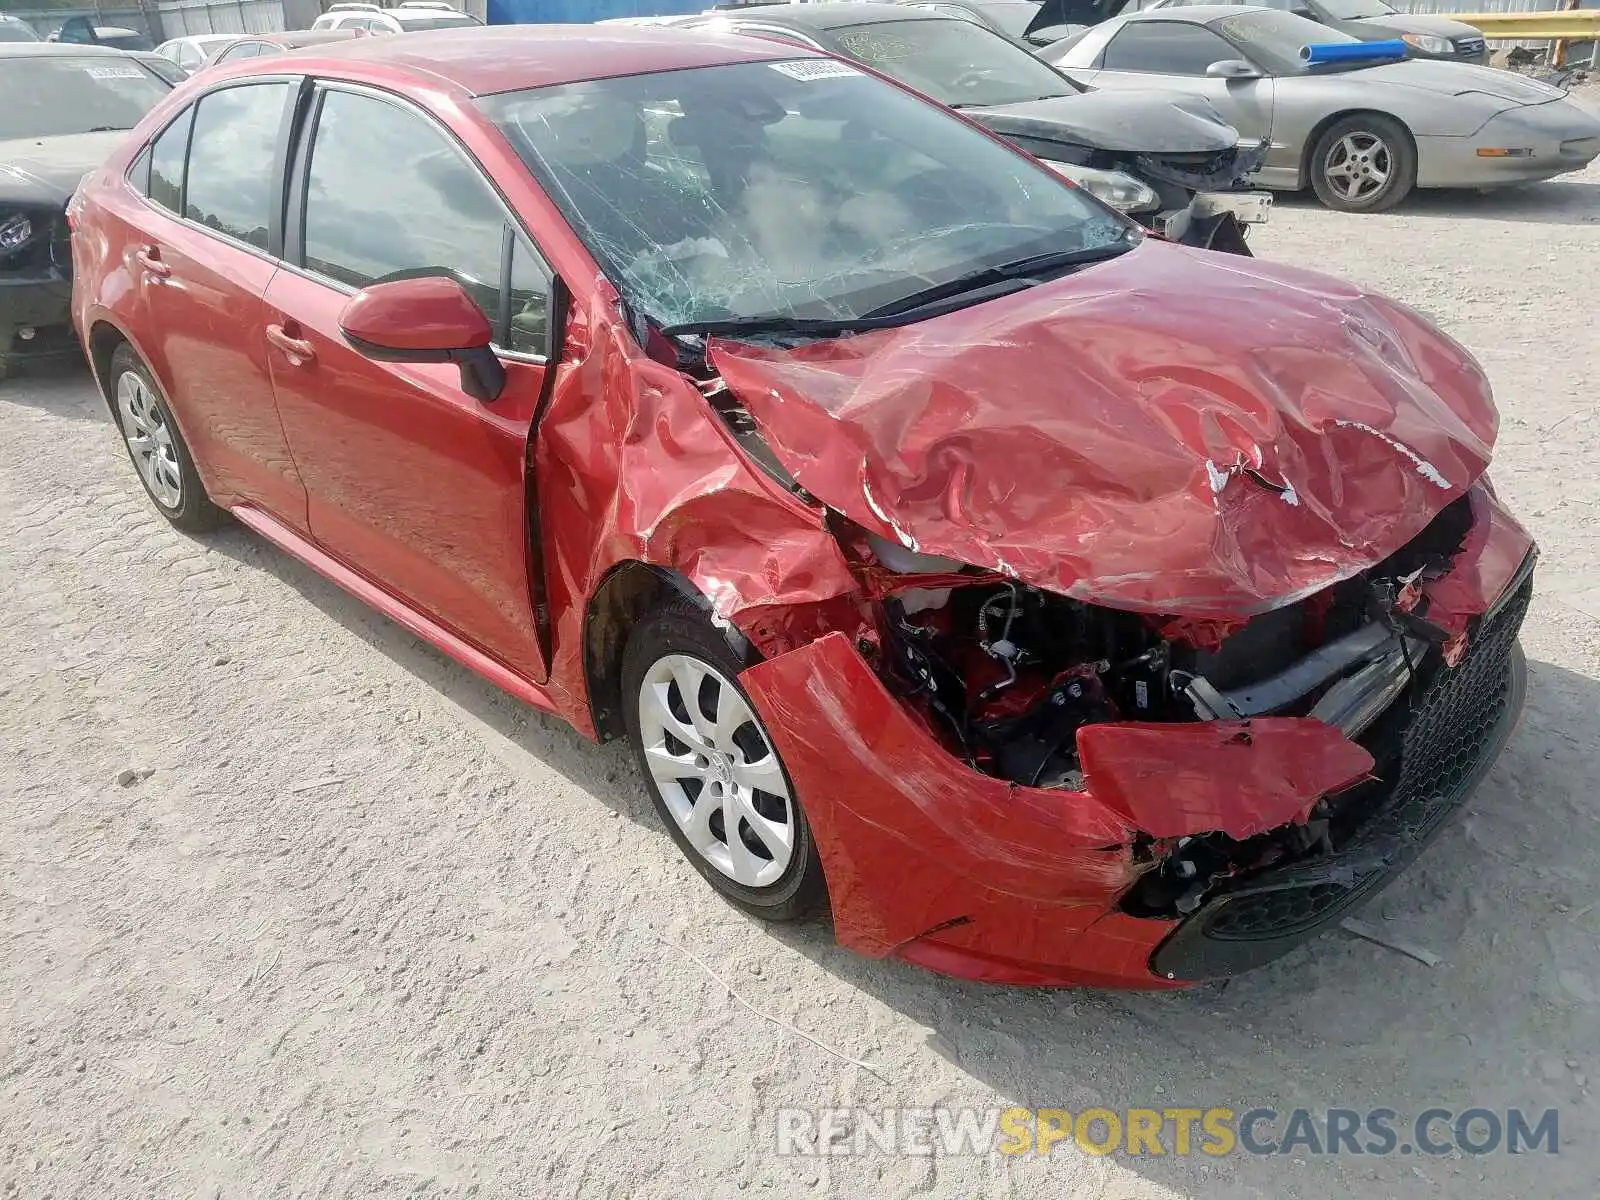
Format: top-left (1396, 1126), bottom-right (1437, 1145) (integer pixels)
top-left (108, 344), bottom-right (228, 533)
top-left (621, 594), bottom-right (829, 922)
top-left (1309, 114), bottom-right (1417, 214)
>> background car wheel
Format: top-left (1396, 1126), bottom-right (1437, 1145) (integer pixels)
top-left (621, 596), bottom-right (828, 922)
top-left (108, 344), bottom-right (227, 532)
top-left (1309, 114), bottom-right (1416, 213)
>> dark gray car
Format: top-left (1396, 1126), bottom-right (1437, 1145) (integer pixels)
top-left (680, 3), bottom-right (1271, 250)
top-left (0, 44), bottom-right (172, 378)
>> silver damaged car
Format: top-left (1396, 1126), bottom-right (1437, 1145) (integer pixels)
top-left (1042, 5), bottom-right (1600, 211)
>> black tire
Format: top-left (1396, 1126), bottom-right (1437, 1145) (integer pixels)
top-left (1309, 114), bottom-right (1417, 214)
top-left (107, 343), bottom-right (227, 532)
top-left (621, 594), bottom-right (829, 922)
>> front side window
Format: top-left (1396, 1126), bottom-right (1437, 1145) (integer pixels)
top-left (183, 83), bottom-right (288, 250)
top-left (0, 57), bottom-right (169, 140)
top-left (1100, 21), bottom-right (1238, 72)
top-left (506, 237), bottom-right (552, 355)
top-left (300, 88), bottom-right (508, 322)
top-left (481, 59), bottom-right (1126, 332)
top-left (148, 106), bottom-right (193, 212)
top-left (832, 18), bottom-right (1078, 106)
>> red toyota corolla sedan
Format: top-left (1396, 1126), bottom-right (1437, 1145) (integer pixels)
top-left (70, 27), bottom-right (1534, 988)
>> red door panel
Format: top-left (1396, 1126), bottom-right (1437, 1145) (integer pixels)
top-left (133, 213), bottom-right (307, 527)
top-left (261, 268), bottom-right (549, 682)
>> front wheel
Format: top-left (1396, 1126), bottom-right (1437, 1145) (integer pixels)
top-left (621, 597), bottom-right (828, 922)
top-left (1309, 115), bottom-right (1417, 213)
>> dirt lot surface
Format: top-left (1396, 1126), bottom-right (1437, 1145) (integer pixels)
top-left (3, 152), bottom-right (1599, 1198)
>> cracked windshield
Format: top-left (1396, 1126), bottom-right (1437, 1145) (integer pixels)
top-left (480, 59), bottom-right (1130, 333)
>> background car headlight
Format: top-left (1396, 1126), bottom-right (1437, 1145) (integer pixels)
top-left (1401, 32), bottom-right (1455, 55)
top-left (1040, 161), bottom-right (1161, 214)
top-left (0, 213), bottom-right (34, 254)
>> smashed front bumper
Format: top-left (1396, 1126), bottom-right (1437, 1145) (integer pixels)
top-left (737, 488), bottom-right (1535, 988)
top-left (1152, 560), bottom-right (1531, 981)
top-left (1158, 191), bottom-right (1272, 255)
top-left (0, 270), bottom-right (74, 366)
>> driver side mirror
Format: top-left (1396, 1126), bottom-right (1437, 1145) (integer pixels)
top-left (1205, 58), bottom-right (1262, 79)
top-left (1291, 6), bottom-right (1318, 18)
top-left (339, 275), bottom-right (506, 403)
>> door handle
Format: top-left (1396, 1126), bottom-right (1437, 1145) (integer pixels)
top-left (265, 323), bottom-right (316, 366)
top-left (135, 246), bottom-right (171, 279)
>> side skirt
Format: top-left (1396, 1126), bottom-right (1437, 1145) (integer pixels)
top-left (231, 503), bottom-right (560, 718)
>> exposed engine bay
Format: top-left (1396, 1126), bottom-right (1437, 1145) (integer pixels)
top-left (827, 494), bottom-right (1482, 920)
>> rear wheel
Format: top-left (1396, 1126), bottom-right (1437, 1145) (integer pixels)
top-left (109, 344), bottom-right (227, 532)
top-left (621, 597), bottom-right (828, 922)
top-left (1310, 114), bottom-right (1416, 213)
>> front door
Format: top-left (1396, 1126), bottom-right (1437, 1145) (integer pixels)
top-left (263, 84), bottom-right (555, 682)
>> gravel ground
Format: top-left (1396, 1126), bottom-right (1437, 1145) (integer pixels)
top-left (3, 154), bottom-right (1599, 1200)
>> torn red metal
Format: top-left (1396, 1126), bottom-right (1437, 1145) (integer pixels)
top-left (712, 241), bottom-right (1498, 619)
top-left (1415, 483), bottom-right (1534, 660)
top-left (1078, 720), bottom-right (1373, 839)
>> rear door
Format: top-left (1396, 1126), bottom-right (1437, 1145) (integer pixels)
top-left (262, 82), bottom-right (555, 682)
top-left (122, 81), bottom-right (309, 526)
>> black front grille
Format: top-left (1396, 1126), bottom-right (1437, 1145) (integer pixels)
top-left (1455, 37), bottom-right (1487, 56)
top-left (1151, 563), bottom-right (1532, 975)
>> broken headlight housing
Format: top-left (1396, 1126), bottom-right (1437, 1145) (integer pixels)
top-left (0, 213), bottom-right (35, 256)
top-left (1040, 161), bottom-right (1161, 215)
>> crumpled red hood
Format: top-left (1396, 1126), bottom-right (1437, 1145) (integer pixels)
top-left (711, 242), bottom-right (1497, 617)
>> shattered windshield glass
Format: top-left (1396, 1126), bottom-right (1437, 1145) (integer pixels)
top-left (480, 60), bottom-right (1125, 332)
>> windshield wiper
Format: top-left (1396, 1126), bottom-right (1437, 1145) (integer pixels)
top-left (85, 125), bottom-right (134, 133)
top-left (658, 239), bottom-right (1132, 342)
top-left (860, 240), bottom-right (1132, 321)
top-left (658, 314), bottom-right (902, 340)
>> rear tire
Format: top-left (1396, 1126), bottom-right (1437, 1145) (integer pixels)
top-left (621, 595), bottom-right (828, 922)
top-left (1309, 114), bottom-right (1416, 213)
top-left (108, 343), bottom-right (227, 532)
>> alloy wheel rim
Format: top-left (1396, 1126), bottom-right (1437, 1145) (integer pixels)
top-left (637, 653), bottom-right (795, 887)
top-left (1323, 132), bottom-right (1392, 203)
top-left (116, 370), bottom-right (182, 509)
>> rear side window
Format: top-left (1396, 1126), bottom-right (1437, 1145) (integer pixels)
top-left (148, 105), bottom-right (193, 212)
top-left (183, 83), bottom-right (288, 250)
top-left (300, 88), bottom-right (508, 320)
top-left (1100, 21), bottom-right (1237, 72)
top-left (215, 42), bottom-right (262, 62)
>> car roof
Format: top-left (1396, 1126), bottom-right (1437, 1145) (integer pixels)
top-left (244, 29), bottom-right (363, 46)
top-left (0, 41), bottom-right (133, 58)
top-left (246, 24), bottom-right (807, 96)
top-left (1121, 3), bottom-right (1269, 20)
top-left (703, 2), bottom-right (947, 29)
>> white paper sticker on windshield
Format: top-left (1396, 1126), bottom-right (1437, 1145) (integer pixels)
top-left (85, 65), bottom-right (145, 80)
top-left (768, 59), bottom-right (860, 81)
